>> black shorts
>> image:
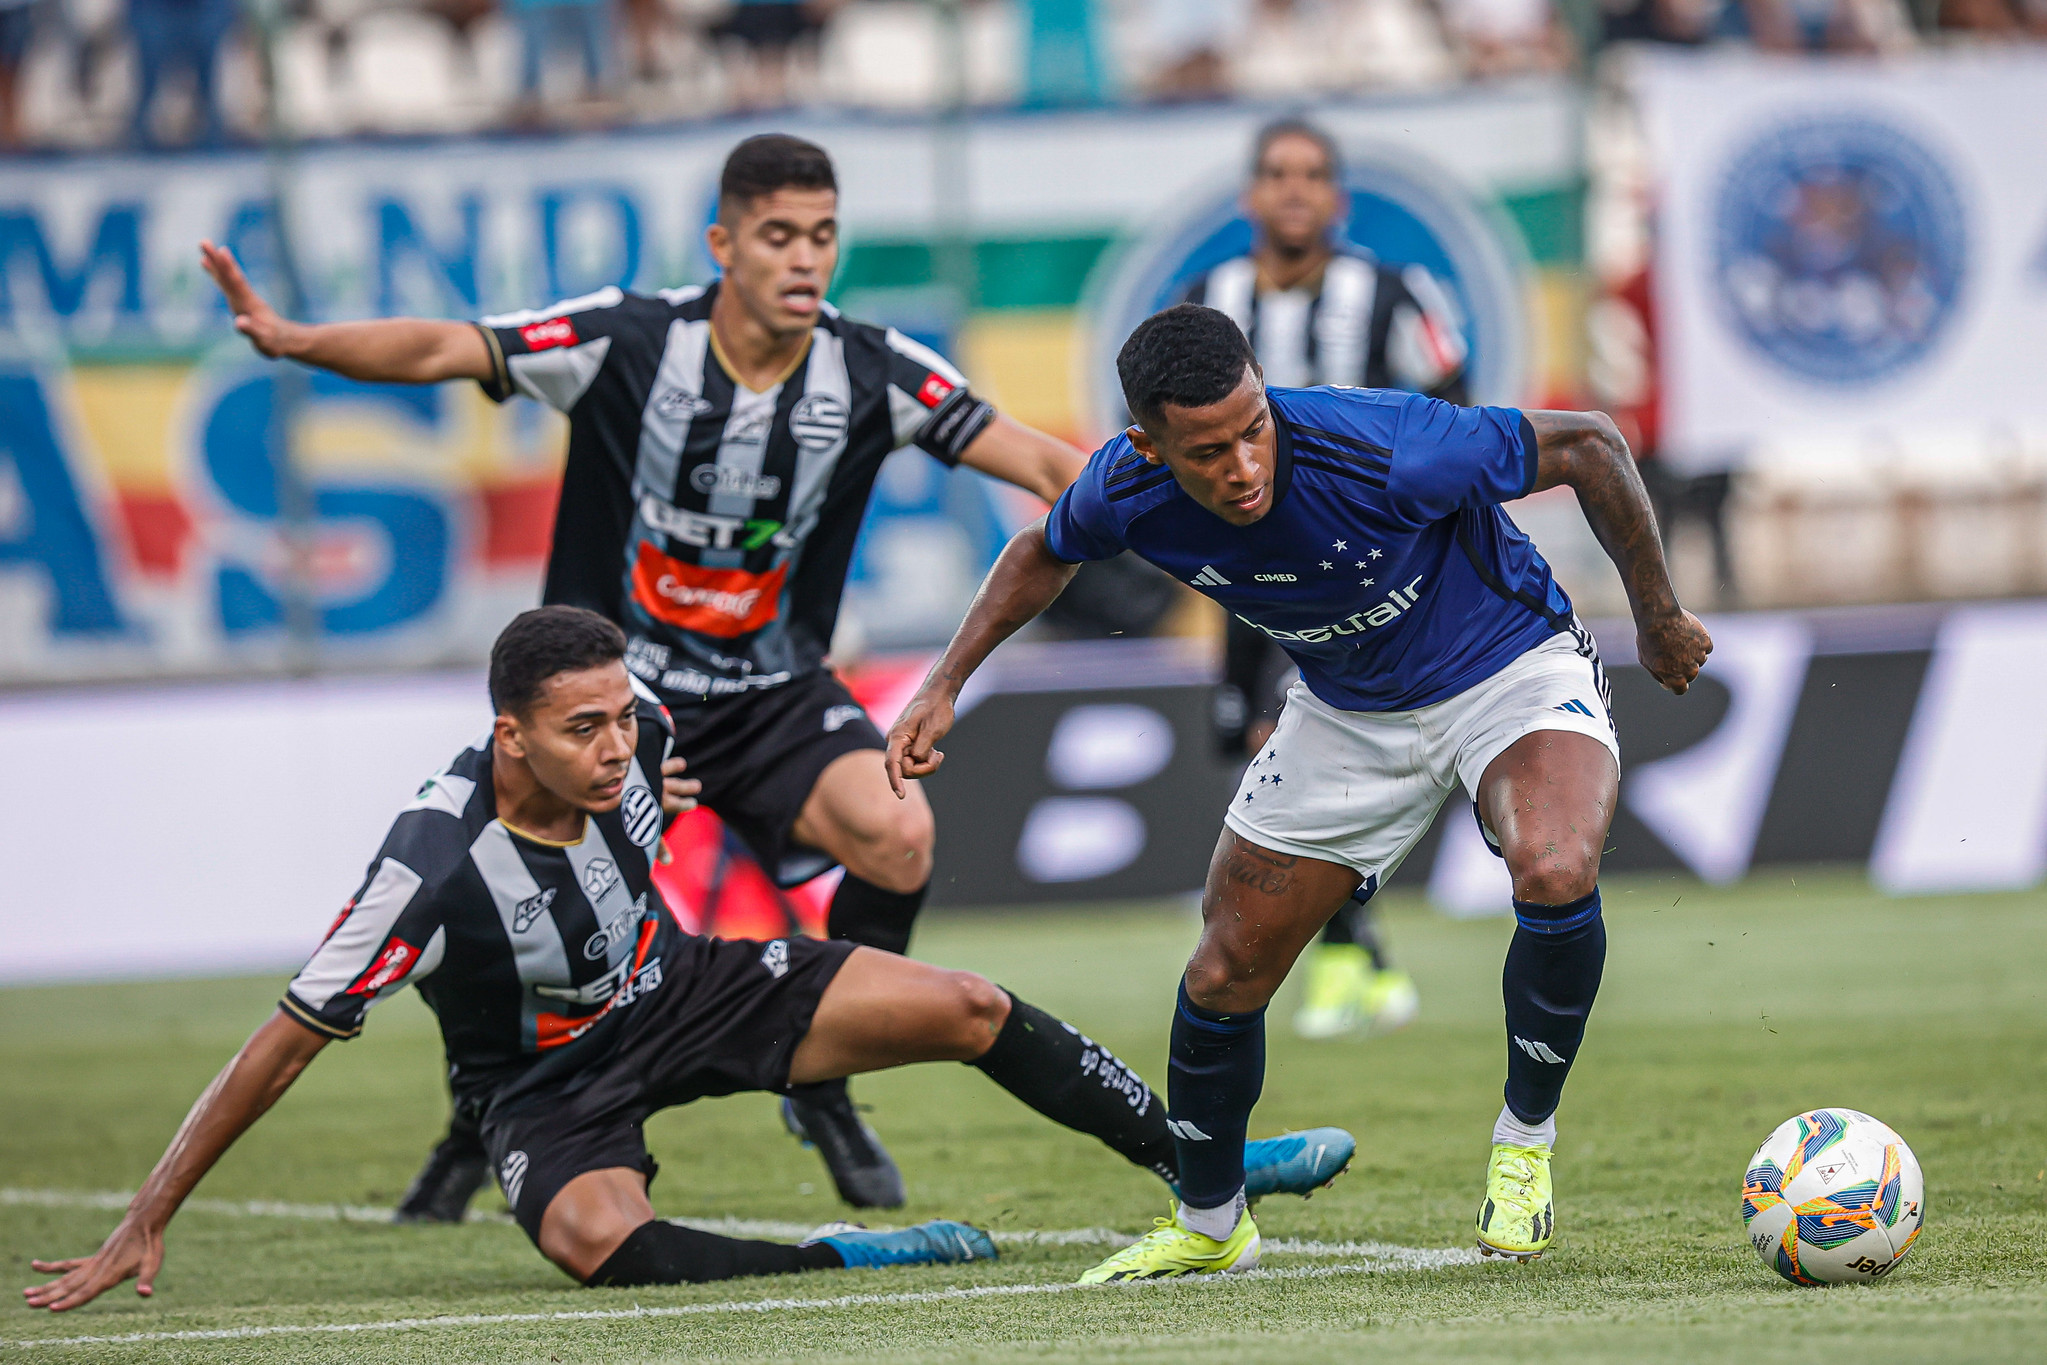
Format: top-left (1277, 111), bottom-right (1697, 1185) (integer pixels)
top-left (710, 2), bottom-right (820, 50)
top-left (481, 933), bottom-right (855, 1244)
top-left (668, 669), bottom-right (885, 886)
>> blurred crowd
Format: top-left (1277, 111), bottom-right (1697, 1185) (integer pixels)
top-left (0, 0), bottom-right (2042, 150)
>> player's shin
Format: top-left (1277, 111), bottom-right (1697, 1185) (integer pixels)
top-left (584, 1220), bottom-right (843, 1287)
top-left (827, 874), bottom-right (927, 956)
top-left (1167, 981), bottom-right (1266, 1238)
top-left (968, 992), bottom-right (1178, 1182)
top-left (1500, 888), bottom-right (1607, 1138)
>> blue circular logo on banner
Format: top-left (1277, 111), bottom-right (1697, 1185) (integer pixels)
top-left (1712, 115), bottom-right (1966, 385)
top-left (1088, 147), bottom-right (1528, 430)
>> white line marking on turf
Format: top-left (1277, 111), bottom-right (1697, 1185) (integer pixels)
top-left (6, 1189), bottom-right (1475, 1268)
top-left (3, 1254), bottom-right (1484, 1350)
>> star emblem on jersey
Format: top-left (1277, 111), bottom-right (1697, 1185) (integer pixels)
top-left (1319, 561), bottom-right (1333, 570)
top-left (1333, 540), bottom-right (1348, 551)
top-left (1369, 549), bottom-right (1383, 559)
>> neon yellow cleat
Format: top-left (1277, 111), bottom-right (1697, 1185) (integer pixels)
top-left (1292, 944), bottom-right (1371, 1039)
top-left (1475, 1142), bottom-right (1555, 1261)
top-left (1078, 1207), bottom-right (1261, 1283)
top-left (1363, 967), bottom-right (1420, 1035)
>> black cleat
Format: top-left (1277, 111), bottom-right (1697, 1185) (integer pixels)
top-left (782, 1081), bottom-right (906, 1209)
top-left (393, 1130), bottom-right (491, 1224)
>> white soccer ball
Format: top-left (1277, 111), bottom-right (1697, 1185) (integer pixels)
top-left (1742, 1108), bottom-right (1925, 1285)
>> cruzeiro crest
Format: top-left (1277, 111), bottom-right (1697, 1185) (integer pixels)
top-left (1712, 114), bottom-right (1966, 385)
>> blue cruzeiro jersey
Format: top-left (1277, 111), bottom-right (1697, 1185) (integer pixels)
top-left (1045, 386), bottom-right (1582, 713)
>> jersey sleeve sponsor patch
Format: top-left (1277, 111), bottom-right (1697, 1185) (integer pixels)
top-left (519, 316), bottom-right (579, 351)
top-left (347, 937), bottom-right (423, 996)
top-left (916, 372), bottom-right (955, 408)
top-left (631, 542), bottom-right (788, 637)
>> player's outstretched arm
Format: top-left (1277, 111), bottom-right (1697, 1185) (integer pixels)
top-left (886, 518), bottom-right (1078, 796)
top-left (22, 1011), bottom-right (329, 1312)
top-left (199, 241), bottom-right (493, 385)
top-left (956, 414), bottom-right (1089, 504)
top-left (1527, 409), bottom-right (1712, 694)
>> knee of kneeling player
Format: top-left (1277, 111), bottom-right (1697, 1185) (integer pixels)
top-left (944, 970), bottom-right (1011, 1058)
top-left (849, 808), bottom-right (934, 893)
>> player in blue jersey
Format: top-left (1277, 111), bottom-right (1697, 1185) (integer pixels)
top-left (884, 304), bottom-right (1711, 1277)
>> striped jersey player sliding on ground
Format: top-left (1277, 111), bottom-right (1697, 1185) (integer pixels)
top-left (199, 134), bottom-right (1090, 1215)
top-left (886, 305), bottom-right (1713, 1280)
top-left (23, 607), bottom-right (1356, 1312)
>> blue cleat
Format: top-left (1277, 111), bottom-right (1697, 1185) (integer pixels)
top-left (803, 1219), bottom-right (998, 1269)
top-left (1243, 1127), bottom-right (1357, 1199)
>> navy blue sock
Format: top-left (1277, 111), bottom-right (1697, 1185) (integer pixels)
top-left (1502, 888), bottom-right (1606, 1126)
top-left (1166, 981), bottom-right (1266, 1209)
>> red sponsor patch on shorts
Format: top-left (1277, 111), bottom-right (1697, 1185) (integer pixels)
top-left (519, 317), bottom-right (579, 351)
top-left (631, 543), bottom-right (787, 638)
top-left (916, 373), bottom-right (955, 408)
top-left (347, 937), bottom-right (421, 995)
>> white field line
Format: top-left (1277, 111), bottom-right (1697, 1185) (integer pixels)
top-left (3, 1254), bottom-right (1484, 1351)
top-left (7, 1190), bottom-right (1441, 1256)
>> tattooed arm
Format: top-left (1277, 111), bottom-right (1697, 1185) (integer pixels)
top-left (1526, 410), bottom-right (1712, 696)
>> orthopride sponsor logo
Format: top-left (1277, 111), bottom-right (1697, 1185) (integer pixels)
top-left (1239, 577), bottom-right (1425, 644)
top-left (632, 543), bottom-right (787, 637)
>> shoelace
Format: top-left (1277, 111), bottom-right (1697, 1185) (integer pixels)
top-left (1495, 1153), bottom-right (1542, 1201)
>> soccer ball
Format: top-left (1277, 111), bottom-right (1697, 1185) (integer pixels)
top-left (1742, 1108), bottom-right (1924, 1285)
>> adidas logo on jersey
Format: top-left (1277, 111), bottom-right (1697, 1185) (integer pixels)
top-left (1555, 699), bottom-right (1596, 717)
top-left (1191, 565), bottom-right (1231, 587)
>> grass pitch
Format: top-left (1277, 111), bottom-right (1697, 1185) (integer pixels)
top-left (4, 870), bottom-right (2045, 1362)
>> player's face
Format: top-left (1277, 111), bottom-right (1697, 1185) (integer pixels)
top-left (1131, 368), bottom-right (1278, 526)
top-left (706, 188), bottom-right (840, 337)
top-left (1246, 133), bottom-right (1341, 256)
top-left (502, 663), bottom-right (641, 814)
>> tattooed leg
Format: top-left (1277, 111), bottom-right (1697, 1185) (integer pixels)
top-left (1168, 833), bottom-right (1357, 1226)
top-left (1187, 833), bottom-right (1361, 1015)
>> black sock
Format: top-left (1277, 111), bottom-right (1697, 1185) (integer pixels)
top-left (1167, 981), bottom-right (1265, 1209)
top-left (827, 874), bottom-right (927, 956)
top-left (584, 1219), bottom-right (843, 1287)
top-left (1352, 901), bottom-right (1391, 972)
top-left (1502, 889), bottom-right (1606, 1126)
top-left (970, 992), bottom-right (1177, 1183)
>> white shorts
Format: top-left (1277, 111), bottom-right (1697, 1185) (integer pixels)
top-left (1222, 632), bottom-right (1620, 885)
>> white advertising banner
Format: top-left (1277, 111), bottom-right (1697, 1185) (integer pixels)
top-left (1636, 49), bottom-right (2047, 468)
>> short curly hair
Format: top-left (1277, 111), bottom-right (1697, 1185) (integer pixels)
top-left (489, 605), bottom-right (627, 717)
top-left (1117, 304), bottom-right (1258, 433)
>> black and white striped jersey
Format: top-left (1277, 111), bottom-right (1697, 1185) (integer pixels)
top-left (1182, 253), bottom-right (1469, 399)
top-left (282, 689), bottom-right (682, 1106)
top-left (473, 283), bottom-right (995, 705)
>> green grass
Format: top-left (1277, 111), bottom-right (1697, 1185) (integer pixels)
top-left (4, 870), bottom-right (2045, 1362)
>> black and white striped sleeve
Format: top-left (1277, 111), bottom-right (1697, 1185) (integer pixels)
top-left (473, 286), bottom-right (646, 413)
top-left (281, 819), bottom-right (451, 1040)
top-left (880, 327), bottom-right (994, 465)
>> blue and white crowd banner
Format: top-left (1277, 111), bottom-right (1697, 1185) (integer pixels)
top-left (1633, 49), bottom-right (2047, 472)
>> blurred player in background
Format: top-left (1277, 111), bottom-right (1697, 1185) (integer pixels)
top-left (1183, 118), bottom-right (1470, 1041)
top-left (889, 304), bottom-right (1711, 1278)
top-left (24, 607), bottom-right (1355, 1311)
top-left (201, 133), bottom-right (1086, 1216)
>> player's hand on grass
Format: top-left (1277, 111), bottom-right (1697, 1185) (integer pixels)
top-left (660, 755), bottom-right (700, 818)
top-left (200, 240), bottom-right (299, 359)
top-left (24, 1215), bottom-right (164, 1312)
top-left (1638, 608), bottom-right (1713, 695)
top-left (885, 692), bottom-right (956, 798)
